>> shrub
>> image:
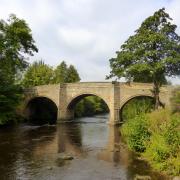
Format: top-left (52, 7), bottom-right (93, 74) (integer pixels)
top-left (164, 113), bottom-right (180, 154)
top-left (121, 114), bottom-right (150, 152)
top-left (121, 109), bottom-right (180, 175)
top-left (171, 87), bottom-right (180, 113)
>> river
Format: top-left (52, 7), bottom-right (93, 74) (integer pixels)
top-left (0, 114), bottom-right (169, 180)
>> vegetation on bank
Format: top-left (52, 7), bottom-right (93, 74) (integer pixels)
top-left (0, 14), bottom-right (38, 125)
top-left (121, 89), bottom-right (180, 176)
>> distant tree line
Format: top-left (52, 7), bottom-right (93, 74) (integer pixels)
top-left (22, 60), bottom-right (80, 87)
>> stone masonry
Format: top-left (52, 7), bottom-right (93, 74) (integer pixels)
top-left (23, 82), bottom-right (173, 125)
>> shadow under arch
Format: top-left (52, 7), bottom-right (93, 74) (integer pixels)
top-left (24, 96), bottom-right (58, 125)
top-left (119, 95), bottom-right (156, 122)
top-left (67, 93), bottom-right (110, 119)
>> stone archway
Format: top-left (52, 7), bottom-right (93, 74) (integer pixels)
top-left (64, 93), bottom-right (110, 120)
top-left (119, 95), bottom-right (155, 122)
top-left (24, 96), bottom-right (58, 124)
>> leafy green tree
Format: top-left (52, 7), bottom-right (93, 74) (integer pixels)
top-left (0, 14), bottom-right (38, 75)
top-left (66, 65), bottom-right (81, 83)
top-left (0, 14), bottom-right (38, 125)
top-left (107, 8), bottom-right (180, 109)
top-left (22, 60), bottom-right (53, 87)
top-left (53, 61), bottom-right (80, 83)
top-left (53, 61), bottom-right (68, 83)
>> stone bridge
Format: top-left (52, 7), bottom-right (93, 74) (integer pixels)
top-left (23, 82), bottom-right (172, 125)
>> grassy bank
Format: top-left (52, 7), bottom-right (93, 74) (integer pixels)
top-left (121, 109), bottom-right (180, 176)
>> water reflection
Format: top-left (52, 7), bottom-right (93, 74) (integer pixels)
top-left (97, 126), bottom-right (130, 166)
top-left (0, 115), bottom-right (170, 180)
top-left (57, 124), bottom-right (85, 156)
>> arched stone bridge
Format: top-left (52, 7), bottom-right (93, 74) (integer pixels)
top-left (23, 82), bottom-right (172, 125)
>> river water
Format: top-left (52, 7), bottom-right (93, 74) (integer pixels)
top-left (0, 114), bottom-right (169, 180)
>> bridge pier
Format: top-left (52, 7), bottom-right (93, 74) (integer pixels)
top-left (57, 109), bottom-right (74, 122)
top-left (108, 109), bottom-right (121, 125)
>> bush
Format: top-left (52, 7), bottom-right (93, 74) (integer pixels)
top-left (164, 113), bottom-right (180, 154)
top-left (121, 114), bottom-right (150, 152)
top-left (121, 109), bottom-right (180, 176)
top-left (171, 88), bottom-right (180, 113)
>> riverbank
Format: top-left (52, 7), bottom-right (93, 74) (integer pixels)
top-left (121, 109), bottom-right (180, 177)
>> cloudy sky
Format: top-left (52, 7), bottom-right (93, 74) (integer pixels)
top-left (0, 0), bottom-right (180, 84)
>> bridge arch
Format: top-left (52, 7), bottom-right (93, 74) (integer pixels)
top-left (24, 96), bottom-right (58, 124)
top-left (120, 94), bottom-right (154, 110)
top-left (119, 95), bottom-right (157, 121)
top-left (64, 93), bottom-right (110, 120)
top-left (67, 93), bottom-right (110, 110)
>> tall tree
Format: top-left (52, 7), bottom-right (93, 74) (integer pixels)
top-left (107, 8), bottom-right (180, 109)
top-left (53, 61), bottom-right (68, 83)
top-left (66, 65), bottom-right (81, 83)
top-left (22, 60), bottom-right (54, 87)
top-left (0, 14), bottom-right (38, 124)
top-left (0, 14), bottom-right (38, 75)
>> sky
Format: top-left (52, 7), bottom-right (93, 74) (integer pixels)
top-left (0, 0), bottom-right (180, 84)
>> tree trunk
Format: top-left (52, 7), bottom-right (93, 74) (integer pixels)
top-left (153, 81), bottom-right (160, 109)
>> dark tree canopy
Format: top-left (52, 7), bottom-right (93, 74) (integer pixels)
top-left (107, 8), bottom-right (180, 108)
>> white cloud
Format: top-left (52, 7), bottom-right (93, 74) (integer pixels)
top-left (58, 27), bottom-right (94, 50)
top-left (0, 0), bottom-right (180, 84)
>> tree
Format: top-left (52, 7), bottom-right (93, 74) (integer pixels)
top-left (0, 14), bottom-right (38, 124)
top-left (107, 8), bottom-right (180, 109)
top-left (53, 61), bottom-right (68, 83)
top-left (66, 65), bottom-right (81, 83)
top-left (22, 60), bottom-right (54, 87)
top-left (53, 61), bottom-right (81, 83)
top-left (0, 14), bottom-right (38, 75)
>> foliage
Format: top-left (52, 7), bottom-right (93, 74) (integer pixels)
top-left (107, 8), bottom-right (180, 108)
top-left (171, 87), bottom-right (180, 113)
top-left (121, 114), bottom-right (150, 152)
top-left (121, 109), bottom-right (180, 175)
top-left (53, 61), bottom-right (68, 83)
top-left (0, 14), bottom-right (38, 74)
top-left (74, 96), bottom-right (109, 117)
top-left (144, 110), bottom-right (180, 175)
top-left (0, 14), bottom-right (37, 125)
top-left (22, 60), bottom-right (54, 87)
top-left (121, 97), bottom-right (154, 120)
top-left (53, 61), bottom-right (80, 83)
top-left (22, 60), bottom-right (81, 87)
top-left (66, 65), bottom-right (81, 83)
top-left (0, 82), bottom-right (22, 125)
